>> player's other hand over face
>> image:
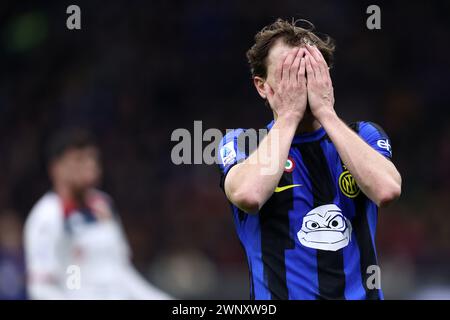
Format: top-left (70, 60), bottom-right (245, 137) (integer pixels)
top-left (265, 47), bottom-right (307, 123)
top-left (305, 45), bottom-right (336, 120)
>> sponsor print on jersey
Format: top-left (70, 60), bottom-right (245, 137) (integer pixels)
top-left (220, 141), bottom-right (237, 166)
top-left (376, 139), bottom-right (392, 155)
top-left (297, 204), bottom-right (352, 251)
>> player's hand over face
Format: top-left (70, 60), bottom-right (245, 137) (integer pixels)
top-left (265, 47), bottom-right (307, 123)
top-left (304, 45), bottom-right (336, 120)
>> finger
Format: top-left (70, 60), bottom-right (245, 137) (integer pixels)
top-left (308, 45), bottom-right (329, 77)
top-left (312, 46), bottom-right (330, 78)
top-left (298, 56), bottom-right (306, 84)
top-left (291, 48), bottom-right (303, 83)
top-left (312, 45), bottom-right (328, 65)
top-left (306, 44), bottom-right (322, 63)
top-left (306, 51), bottom-right (322, 81)
top-left (305, 54), bottom-right (314, 81)
top-left (274, 52), bottom-right (288, 84)
top-left (282, 48), bottom-right (299, 82)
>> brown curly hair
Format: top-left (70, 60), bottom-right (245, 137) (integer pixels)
top-left (246, 18), bottom-right (336, 78)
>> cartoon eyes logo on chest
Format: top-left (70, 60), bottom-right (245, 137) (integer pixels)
top-left (297, 204), bottom-right (352, 251)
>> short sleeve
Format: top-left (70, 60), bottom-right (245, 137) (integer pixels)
top-left (24, 195), bottom-right (65, 298)
top-left (217, 129), bottom-right (249, 190)
top-left (357, 121), bottom-right (393, 159)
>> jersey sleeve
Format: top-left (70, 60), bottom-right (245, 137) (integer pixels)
top-left (24, 197), bottom-right (65, 299)
top-left (217, 129), bottom-right (249, 190)
top-left (119, 265), bottom-right (173, 300)
top-left (357, 121), bottom-right (393, 159)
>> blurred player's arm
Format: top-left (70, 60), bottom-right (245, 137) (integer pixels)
top-left (225, 48), bottom-right (307, 213)
top-left (114, 219), bottom-right (172, 300)
top-left (119, 265), bottom-right (173, 300)
top-left (304, 44), bottom-right (402, 207)
top-left (24, 205), bottom-right (65, 299)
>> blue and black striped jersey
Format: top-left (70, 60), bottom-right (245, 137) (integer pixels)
top-left (217, 121), bottom-right (393, 300)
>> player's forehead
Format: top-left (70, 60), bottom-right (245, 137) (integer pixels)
top-left (62, 146), bottom-right (99, 161)
top-left (266, 39), bottom-right (299, 75)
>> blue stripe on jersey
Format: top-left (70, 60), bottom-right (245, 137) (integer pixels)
top-left (343, 234), bottom-right (366, 299)
top-left (366, 202), bottom-right (384, 300)
top-left (325, 137), bottom-right (367, 300)
top-left (366, 201), bottom-right (384, 300)
top-left (236, 210), bottom-right (271, 299)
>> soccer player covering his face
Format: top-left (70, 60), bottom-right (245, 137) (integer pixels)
top-left (217, 19), bottom-right (402, 300)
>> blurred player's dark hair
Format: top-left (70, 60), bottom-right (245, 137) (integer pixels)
top-left (46, 128), bottom-right (97, 164)
top-left (246, 18), bottom-right (336, 78)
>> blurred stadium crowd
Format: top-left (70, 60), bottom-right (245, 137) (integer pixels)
top-left (0, 0), bottom-right (449, 299)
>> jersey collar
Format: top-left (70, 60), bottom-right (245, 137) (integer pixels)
top-left (266, 120), bottom-right (326, 144)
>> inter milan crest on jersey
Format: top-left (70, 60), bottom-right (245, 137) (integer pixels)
top-left (339, 170), bottom-right (360, 198)
top-left (297, 204), bottom-right (352, 251)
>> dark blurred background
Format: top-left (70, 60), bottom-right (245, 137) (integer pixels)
top-left (0, 0), bottom-right (449, 299)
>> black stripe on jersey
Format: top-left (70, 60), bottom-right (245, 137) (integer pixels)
top-left (349, 122), bottom-right (381, 300)
top-left (239, 241), bottom-right (255, 300)
top-left (298, 141), bottom-right (346, 300)
top-left (249, 263), bottom-right (255, 300)
top-left (353, 195), bottom-right (380, 300)
top-left (259, 169), bottom-right (295, 299)
top-left (237, 208), bottom-right (246, 223)
top-left (348, 122), bottom-right (360, 133)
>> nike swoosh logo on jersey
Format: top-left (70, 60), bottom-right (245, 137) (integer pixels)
top-left (274, 184), bottom-right (302, 193)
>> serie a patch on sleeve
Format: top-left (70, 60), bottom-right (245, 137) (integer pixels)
top-left (220, 141), bottom-right (237, 166)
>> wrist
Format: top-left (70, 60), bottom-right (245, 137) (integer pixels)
top-left (277, 112), bottom-right (303, 127)
top-left (315, 108), bottom-right (337, 124)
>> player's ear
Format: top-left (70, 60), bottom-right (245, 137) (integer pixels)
top-left (253, 76), bottom-right (267, 99)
